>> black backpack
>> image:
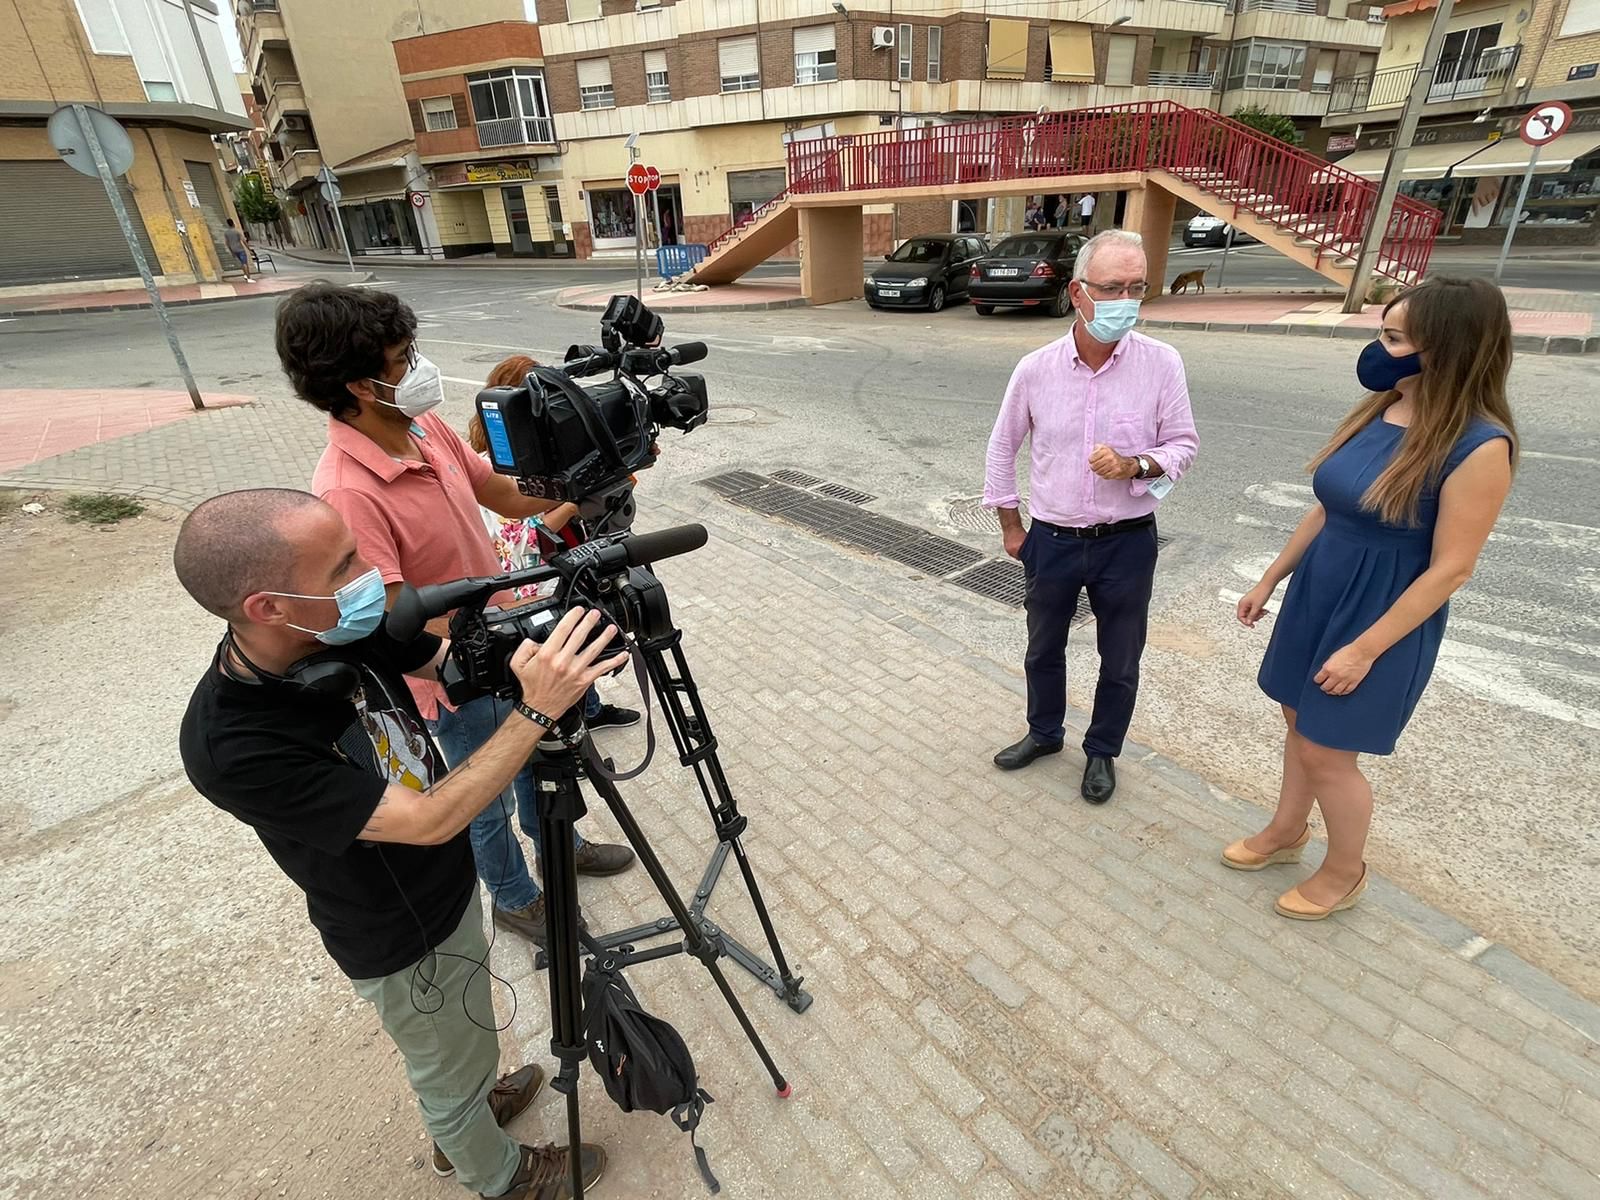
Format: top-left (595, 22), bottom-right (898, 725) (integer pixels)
top-left (582, 958), bottom-right (719, 1194)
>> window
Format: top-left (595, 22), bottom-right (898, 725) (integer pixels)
top-left (143, 80), bottom-right (179, 101)
top-left (567, 0), bottom-right (602, 21)
top-left (1225, 38), bottom-right (1307, 90)
top-left (468, 68), bottom-right (554, 143)
top-left (470, 75), bottom-right (516, 122)
top-left (986, 18), bottom-right (1028, 79)
top-left (1311, 48), bottom-right (1336, 92)
top-left (421, 96), bottom-right (458, 131)
top-left (899, 24), bottom-right (913, 80)
top-left (645, 49), bottom-right (671, 102)
top-left (74, 0), bottom-right (130, 54)
top-left (577, 59), bottom-right (615, 110)
top-left (719, 35), bottom-right (760, 92)
top-left (1105, 34), bottom-right (1136, 86)
top-left (1561, 0), bottom-right (1600, 34)
top-left (1047, 22), bottom-right (1094, 82)
top-left (1437, 24), bottom-right (1501, 83)
top-left (794, 26), bottom-right (838, 85)
top-left (928, 25), bottom-right (942, 81)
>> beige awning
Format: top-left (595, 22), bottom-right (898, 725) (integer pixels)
top-left (1314, 142), bottom-right (1498, 181)
top-left (987, 18), bottom-right (1029, 79)
top-left (1449, 131), bottom-right (1600, 176)
top-left (1048, 22), bottom-right (1094, 82)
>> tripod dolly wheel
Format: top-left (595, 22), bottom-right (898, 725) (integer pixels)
top-left (776, 1083), bottom-right (794, 1099)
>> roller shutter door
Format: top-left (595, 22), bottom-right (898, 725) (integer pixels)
top-left (0, 160), bottom-right (159, 286)
top-left (184, 159), bottom-right (235, 270)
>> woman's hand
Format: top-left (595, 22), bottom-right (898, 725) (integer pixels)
top-left (1236, 582), bottom-right (1274, 628)
top-left (543, 502), bottom-right (580, 533)
top-left (1315, 644), bottom-right (1374, 696)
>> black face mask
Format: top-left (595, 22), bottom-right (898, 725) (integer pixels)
top-left (1357, 339), bottom-right (1423, 393)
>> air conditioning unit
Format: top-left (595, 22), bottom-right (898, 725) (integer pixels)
top-left (283, 114), bottom-right (309, 131)
top-left (871, 26), bottom-right (895, 49)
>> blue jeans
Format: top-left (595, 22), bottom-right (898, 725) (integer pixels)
top-left (426, 688), bottom-right (599, 910)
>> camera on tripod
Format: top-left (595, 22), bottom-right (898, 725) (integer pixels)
top-left (474, 295), bottom-right (710, 509)
top-left (387, 525), bottom-right (708, 707)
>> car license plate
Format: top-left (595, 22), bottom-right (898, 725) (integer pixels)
top-left (992, 268), bottom-right (1020, 277)
top-left (878, 288), bottom-right (900, 297)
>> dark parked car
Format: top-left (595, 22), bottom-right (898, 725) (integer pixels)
top-left (969, 232), bottom-right (1084, 317)
top-left (865, 234), bottom-right (989, 312)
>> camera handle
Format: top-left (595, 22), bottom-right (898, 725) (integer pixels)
top-left (529, 366), bottom-right (630, 477)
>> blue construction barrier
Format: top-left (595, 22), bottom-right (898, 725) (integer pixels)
top-left (657, 243), bottom-right (708, 279)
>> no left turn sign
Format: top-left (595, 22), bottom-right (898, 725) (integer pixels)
top-left (1519, 101), bottom-right (1573, 146)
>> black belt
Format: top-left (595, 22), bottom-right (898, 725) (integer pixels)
top-left (1036, 515), bottom-right (1154, 539)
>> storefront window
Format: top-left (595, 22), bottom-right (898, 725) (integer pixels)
top-left (588, 188), bottom-right (637, 242)
top-left (341, 199), bottom-right (420, 254)
top-left (1515, 152), bottom-right (1599, 228)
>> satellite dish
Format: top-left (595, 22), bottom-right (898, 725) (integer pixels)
top-left (47, 105), bottom-right (135, 179)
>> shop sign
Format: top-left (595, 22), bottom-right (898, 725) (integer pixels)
top-left (1569, 63), bottom-right (1598, 81)
top-left (1326, 133), bottom-right (1358, 152)
top-left (464, 160), bottom-right (534, 183)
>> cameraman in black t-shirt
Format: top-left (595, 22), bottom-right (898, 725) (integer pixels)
top-left (176, 489), bottom-right (626, 1200)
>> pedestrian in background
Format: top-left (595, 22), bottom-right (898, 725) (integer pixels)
top-left (223, 218), bottom-right (253, 283)
top-left (1077, 193), bottom-right (1097, 229)
top-left (1232, 277), bottom-right (1517, 921)
top-left (985, 230), bottom-right (1199, 804)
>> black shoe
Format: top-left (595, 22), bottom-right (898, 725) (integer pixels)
top-left (1081, 755), bottom-right (1116, 805)
top-left (588, 704), bottom-right (640, 730)
top-left (993, 734), bottom-right (1064, 771)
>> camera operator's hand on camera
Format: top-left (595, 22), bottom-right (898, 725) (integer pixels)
top-left (542, 502), bottom-right (580, 533)
top-left (511, 609), bottom-right (629, 720)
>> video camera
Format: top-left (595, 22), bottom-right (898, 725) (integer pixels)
top-left (474, 295), bottom-right (710, 511)
top-left (387, 524), bottom-right (708, 706)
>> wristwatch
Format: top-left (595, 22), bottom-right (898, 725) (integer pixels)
top-left (1134, 454), bottom-right (1153, 480)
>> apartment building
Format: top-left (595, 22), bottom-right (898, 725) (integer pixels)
top-left (0, 0), bottom-right (249, 289)
top-left (1321, 0), bottom-right (1600, 244)
top-left (236, 0), bottom-right (523, 257)
top-left (394, 22), bottom-right (571, 258)
top-left (528, 0), bottom-right (1387, 259)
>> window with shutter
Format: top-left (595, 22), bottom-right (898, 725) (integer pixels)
top-left (1105, 34), bottom-right (1136, 86)
top-left (420, 96), bottom-right (458, 131)
top-left (928, 25), bottom-right (942, 81)
top-left (794, 26), bottom-right (837, 85)
top-left (719, 35), bottom-right (760, 92)
top-left (567, 0), bottom-right (602, 21)
top-left (986, 19), bottom-right (1028, 79)
top-left (899, 24), bottom-right (913, 80)
top-left (577, 58), bottom-right (615, 110)
top-left (74, 0), bottom-right (129, 53)
top-left (645, 50), bottom-right (671, 102)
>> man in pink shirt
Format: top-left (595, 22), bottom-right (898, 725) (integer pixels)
top-left (984, 230), bottom-right (1199, 804)
top-left (276, 283), bottom-right (635, 955)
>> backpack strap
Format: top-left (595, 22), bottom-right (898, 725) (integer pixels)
top-left (671, 1088), bottom-right (719, 1194)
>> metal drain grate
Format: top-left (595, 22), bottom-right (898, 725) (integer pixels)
top-left (880, 535), bottom-right (984, 577)
top-left (699, 470), bottom-right (769, 498)
top-left (771, 469), bottom-right (827, 488)
top-left (814, 482), bottom-right (877, 505)
top-left (828, 514), bottom-right (925, 554)
top-left (951, 558), bottom-right (1029, 607)
top-left (736, 483), bottom-right (814, 515)
top-left (777, 496), bottom-right (869, 535)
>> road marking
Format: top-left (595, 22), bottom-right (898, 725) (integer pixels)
top-left (1244, 480), bottom-right (1316, 508)
top-left (1522, 449), bottom-right (1600, 466)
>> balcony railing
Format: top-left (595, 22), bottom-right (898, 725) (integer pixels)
top-left (1148, 70), bottom-right (1218, 88)
top-left (280, 147), bottom-right (324, 189)
top-left (1230, 0), bottom-right (1318, 12)
top-left (476, 116), bottom-right (556, 148)
top-left (1327, 44), bottom-right (1520, 114)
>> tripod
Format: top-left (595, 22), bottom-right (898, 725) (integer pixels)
top-left (592, 627), bottom-right (813, 1014)
top-left (533, 711), bottom-right (792, 1200)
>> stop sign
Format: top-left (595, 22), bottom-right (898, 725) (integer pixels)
top-left (645, 165), bottom-right (661, 192)
top-left (627, 163), bottom-right (650, 195)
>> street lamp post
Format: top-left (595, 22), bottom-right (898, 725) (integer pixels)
top-left (1341, 0), bottom-right (1458, 312)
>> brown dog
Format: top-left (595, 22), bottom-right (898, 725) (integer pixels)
top-left (1170, 267), bottom-right (1208, 295)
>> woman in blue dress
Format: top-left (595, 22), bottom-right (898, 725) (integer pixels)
top-left (1228, 277), bottom-right (1518, 921)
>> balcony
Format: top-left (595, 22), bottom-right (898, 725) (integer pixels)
top-left (280, 147), bottom-right (325, 189)
top-left (1327, 44), bottom-right (1520, 115)
top-left (475, 116), bottom-right (556, 148)
top-left (1231, 0), bottom-right (1318, 11)
top-left (1148, 70), bottom-right (1217, 88)
top-left (242, 5), bottom-right (287, 77)
top-left (264, 78), bottom-right (306, 133)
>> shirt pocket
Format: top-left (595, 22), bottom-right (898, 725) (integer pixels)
top-left (1107, 413), bottom-right (1149, 453)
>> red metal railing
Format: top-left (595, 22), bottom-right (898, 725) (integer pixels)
top-left (699, 101), bottom-right (1441, 284)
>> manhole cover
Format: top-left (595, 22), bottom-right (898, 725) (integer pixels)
top-left (951, 558), bottom-right (1028, 607)
top-left (707, 406), bottom-right (757, 425)
top-left (947, 497), bottom-right (1001, 533)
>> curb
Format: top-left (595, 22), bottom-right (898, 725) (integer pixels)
top-left (557, 292), bottom-right (809, 314)
top-left (276, 247), bottom-right (804, 272)
top-left (1139, 318), bottom-right (1599, 355)
top-left (0, 273), bottom-right (375, 319)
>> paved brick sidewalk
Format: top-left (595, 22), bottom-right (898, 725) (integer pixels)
top-left (0, 388), bottom-right (253, 471)
top-left (3, 399), bottom-right (1597, 1198)
top-left (0, 276), bottom-right (305, 318)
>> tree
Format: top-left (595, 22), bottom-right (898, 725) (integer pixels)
top-left (233, 172), bottom-right (282, 225)
top-left (1230, 105), bottom-right (1300, 145)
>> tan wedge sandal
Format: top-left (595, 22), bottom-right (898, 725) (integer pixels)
top-left (1220, 824), bottom-right (1311, 872)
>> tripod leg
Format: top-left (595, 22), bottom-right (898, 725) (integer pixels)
top-left (534, 765), bottom-right (592, 1200)
top-left (640, 634), bottom-right (812, 1012)
top-left (580, 746), bottom-right (792, 1096)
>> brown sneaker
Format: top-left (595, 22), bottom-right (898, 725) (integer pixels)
top-left (433, 1065), bottom-right (547, 1176)
top-left (493, 897), bottom-right (551, 947)
top-left (481, 1141), bottom-right (607, 1199)
top-left (538, 841), bottom-right (635, 878)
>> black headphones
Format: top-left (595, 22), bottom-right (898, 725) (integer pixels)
top-left (221, 629), bottom-right (364, 701)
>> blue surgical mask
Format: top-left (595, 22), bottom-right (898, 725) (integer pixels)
top-left (1356, 339), bottom-right (1423, 393)
top-left (1083, 297), bottom-right (1141, 344)
top-left (269, 567), bottom-right (387, 645)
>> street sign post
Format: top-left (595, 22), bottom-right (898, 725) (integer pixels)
top-left (627, 161), bottom-right (652, 299)
top-left (317, 165), bottom-right (357, 276)
top-left (47, 104), bottom-right (204, 411)
top-left (1495, 101), bottom-right (1573, 283)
